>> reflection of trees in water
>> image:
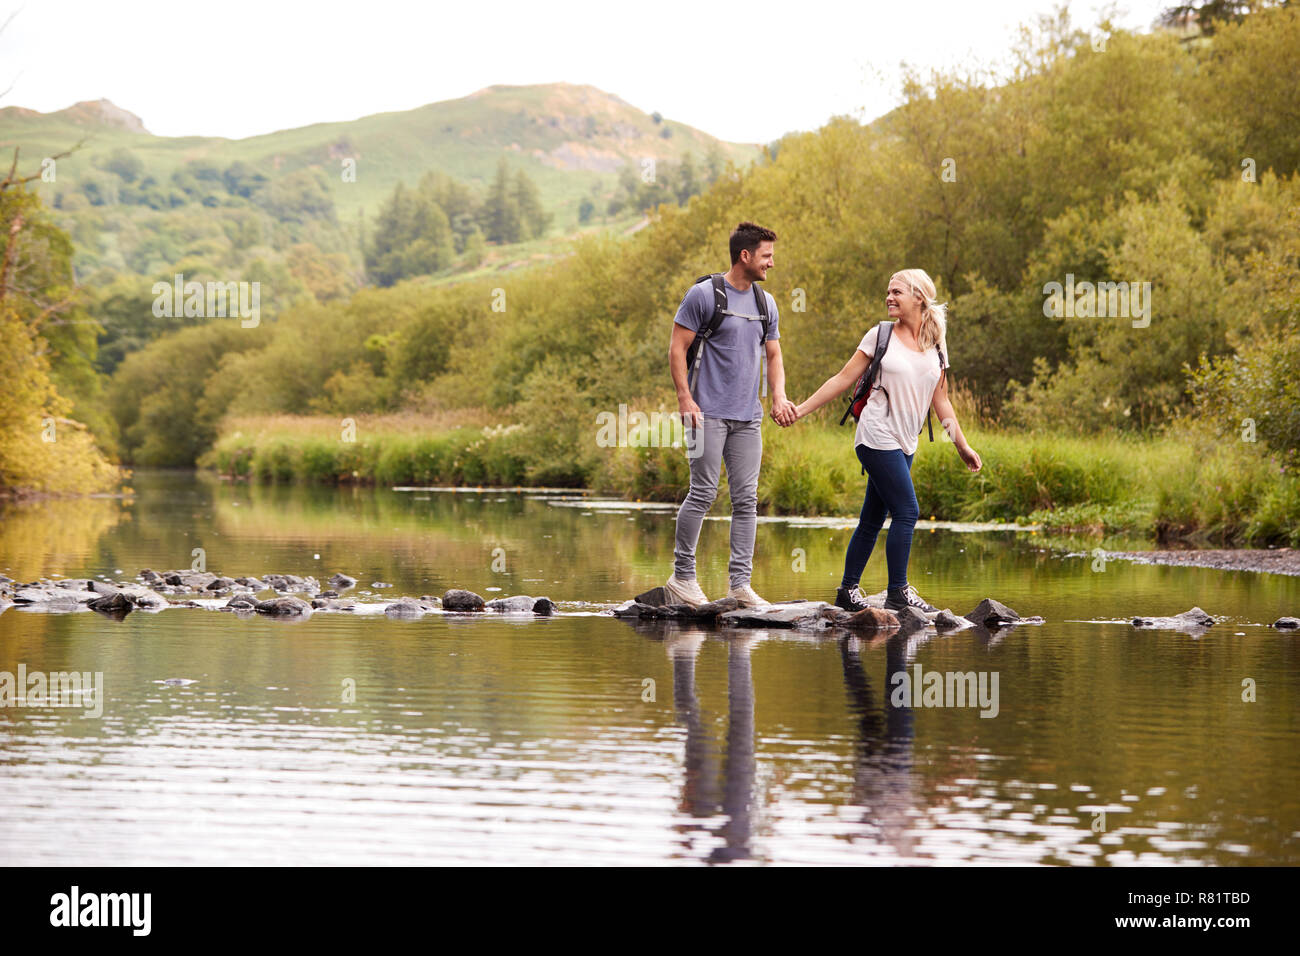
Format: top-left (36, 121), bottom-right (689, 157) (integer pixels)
top-left (0, 497), bottom-right (124, 582)
top-left (840, 633), bottom-right (917, 860)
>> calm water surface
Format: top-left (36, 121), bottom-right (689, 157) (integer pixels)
top-left (1, 470), bottom-right (1297, 865)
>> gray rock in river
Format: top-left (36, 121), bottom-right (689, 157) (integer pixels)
top-left (263, 573), bottom-right (318, 592)
top-left (486, 595), bottom-right (560, 615)
top-left (255, 596), bottom-right (313, 617)
top-left (442, 589), bottom-right (486, 612)
top-left (613, 600), bottom-right (670, 619)
top-left (483, 595), bottom-right (559, 616)
top-left (934, 608), bottom-right (974, 631)
top-left (719, 601), bottom-right (847, 630)
top-left (384, 596), bottom-right (429, 618)
top-left (1132, 606), bottom-right (1215, 630)
top-left (831, 605), bottom-right (901, 633)
top-left (693, 596), bottom-right (741, 619)
top-left (612, 596), bottom-right (740, 622)
top-left (81, 582), bottom-right (170, 613)
top-left (87, 591), bottom-right (134, 613)
top-left (965, 598), bottom-right (1023, 628)
top-left (487, 595), bottom-right (540, 613)
top-left (225, 595), bottom-right (258, 610)
top-left (15, 585), bottom-right (98, 606)
top-left (115, 585), bottom-right (169, 609)
top-left (1272, 617), bottom-right (1299, 629)
top-left (633, 586), bottom-right (670, 607)
top-left (328, 573), bottom-right (356, 590)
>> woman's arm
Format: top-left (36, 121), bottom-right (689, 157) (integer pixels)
top-left (794, 349), bottom-right (871, 420)
top-left (930, 371), bottom-right (982, 472)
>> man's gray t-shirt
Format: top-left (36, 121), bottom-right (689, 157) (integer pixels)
top-left (674, 278), bottom-right (780, 421)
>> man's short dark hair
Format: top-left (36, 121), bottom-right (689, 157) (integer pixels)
top-left (730, 221), bottom-right (778, 265)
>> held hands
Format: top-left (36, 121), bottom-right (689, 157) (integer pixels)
top-left (770, 396), bottom-right (799, 427)
top-left (958, 443), bottom-right (982, 473)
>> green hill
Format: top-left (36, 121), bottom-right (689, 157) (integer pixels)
top-left (0, 84), bottom-right (760, 276)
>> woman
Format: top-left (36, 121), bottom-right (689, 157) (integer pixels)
top-left (788, 269), bottom-right (982, 614)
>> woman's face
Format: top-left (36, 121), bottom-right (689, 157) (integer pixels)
top-left (886, 275), bottom-right (920, 323)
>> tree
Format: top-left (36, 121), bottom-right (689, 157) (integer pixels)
top-left (481, 158), bottom-right (522, 243)
top-left (1, 146), bottom-right (118, 490)
top-left (1159, 0), bottom-right (1256, 36)
top-left (101, 148), bottom-right (144, 183)
top-left (512, 168), bottom-right (550, 239)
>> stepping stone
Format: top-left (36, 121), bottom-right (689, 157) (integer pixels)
top-left (384, 597), bottom-right (428, 618)
top-left (442, 589), bottom-right (485, 612)
top-left (718, 601), bottom-right (836, 629)
top-left (1132, 606), bottom-right (1215, 630)
top-left (255, 596), bottom-right (313, 617)
top-left (487, 595), bottom-right (540, 613)
top-left (965, 598), bottom-right (1022, 628)
top-left (934, 608), bottom-right (974, 631)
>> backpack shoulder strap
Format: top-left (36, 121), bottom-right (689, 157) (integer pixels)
top-left (686, 274), bottom-right (727, 397)
top-left (924, 342), bottom-right (946, 441)
top-left (696, 274), bottom-right (727, 340)
top-left (753, 283), bottom-right (770, 346)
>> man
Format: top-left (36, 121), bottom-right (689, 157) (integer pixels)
top-left (665, 221), bottom-right (797, 608)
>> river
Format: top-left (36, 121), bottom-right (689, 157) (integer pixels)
top-left (1, 470), bottom-right (1297, 865)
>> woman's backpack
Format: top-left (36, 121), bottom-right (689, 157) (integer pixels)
top-left (840, 321), bottom-right (894, 426)
top-left (840, 322), bottom-right (946, 460)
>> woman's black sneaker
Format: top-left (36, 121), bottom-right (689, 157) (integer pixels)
top-left (835, 586), bottom-right (873, 612)
top-left (885, 585), bottom-right (938, 614)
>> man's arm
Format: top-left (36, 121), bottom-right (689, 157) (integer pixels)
top-left (766, 339), bottom-right (796, 425)
top-left (670, 322), bottom-right (702, 428)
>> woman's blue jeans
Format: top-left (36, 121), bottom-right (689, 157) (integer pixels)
top-left (840, 444), bottom-right (918, 592)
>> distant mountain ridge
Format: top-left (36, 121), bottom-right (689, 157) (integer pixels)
top-left (0, 97), bottom-right (150, 134)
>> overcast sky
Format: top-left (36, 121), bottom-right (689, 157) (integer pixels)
top-left (2, 0), bottom-right (1172, 145)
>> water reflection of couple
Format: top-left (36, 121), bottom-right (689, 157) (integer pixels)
top-left (660, 627), bottom-right (919, 863)
top-left (663, 222), bottom-right (982, 616)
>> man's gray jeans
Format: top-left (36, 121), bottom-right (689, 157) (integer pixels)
top-left (673, 416), bottom-right (762, 589)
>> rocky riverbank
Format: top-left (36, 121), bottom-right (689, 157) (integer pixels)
top-left (1103, 548), bottom-right (1300, 576)
top-left (0, 568), bottom-right (557, 620)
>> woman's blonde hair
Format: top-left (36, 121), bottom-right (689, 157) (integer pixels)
top-left (891, 269), bottom-right (947, 353)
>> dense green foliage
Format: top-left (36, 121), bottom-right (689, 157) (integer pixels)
top-left (0, 176), bottom-right (119, 493)
top-left (364, 162), bottom-right (552, 285)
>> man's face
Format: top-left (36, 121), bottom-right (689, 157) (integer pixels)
top-left (741, 241), bottom-right (775, 280)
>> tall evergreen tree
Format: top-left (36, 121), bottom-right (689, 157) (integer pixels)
top-left (481, 158), bottom-right (522, 244)
top-left (512, 168), bottom-right (551, 240)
